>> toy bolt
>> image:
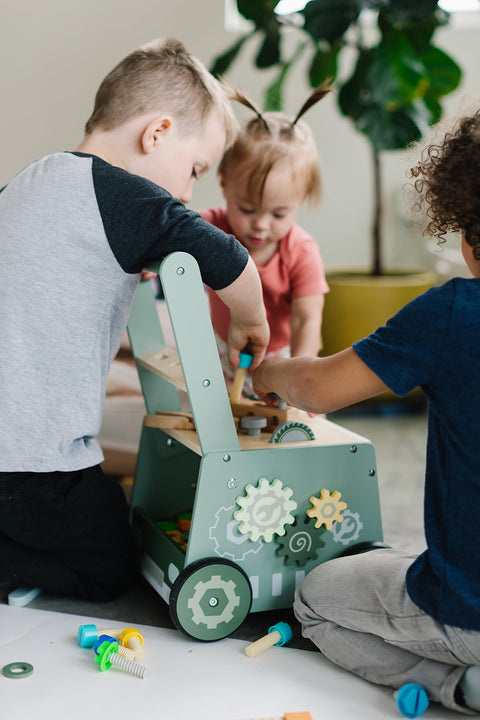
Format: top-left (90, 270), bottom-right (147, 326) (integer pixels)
top-left (95, 640), bottom-right (146, 678)
top-left (269, 392), bottom-right (287, 409)
top-left (245, 621), bottom-right (293, 657)
top-left (230, 351), bottom-right (253, 403)
top-left (240, 415), bottom-right (267, 436)
top-left (395, 683), bottom-right (429, 718)
top-left (119, 627), bottom-right (144, 659)
top-left (77, 623), bottom-right (126, 648)
top-left (94, 634), bottom-right (136, 662)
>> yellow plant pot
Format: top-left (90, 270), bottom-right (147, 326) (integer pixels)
top-left (321, 269), bottom-right (437, 405)
top-left (321, 269), bottom-right (437, 355)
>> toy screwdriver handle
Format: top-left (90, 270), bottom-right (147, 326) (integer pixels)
top-left (230, 348), bottom-right (254, 403)
top-left (244, 629), bottom-right (283, 657)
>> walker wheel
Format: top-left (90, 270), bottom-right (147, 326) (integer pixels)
top-left (169, 557), bottom-right (252, 642)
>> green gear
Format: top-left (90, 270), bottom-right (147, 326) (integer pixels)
top-left (276, 515), bottom-right (325, 566)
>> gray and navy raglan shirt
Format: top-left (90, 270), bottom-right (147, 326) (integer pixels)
top-left (0, 152), bottom-right (248, 472)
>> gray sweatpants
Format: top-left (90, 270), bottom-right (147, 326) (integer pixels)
top-left (293, 549), bottom-right (480, 714)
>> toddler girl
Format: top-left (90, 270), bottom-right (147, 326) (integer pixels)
top-left (202, 82), bottom-right (331, 397)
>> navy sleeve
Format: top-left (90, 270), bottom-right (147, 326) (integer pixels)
top-left (353, 282), bottom-right (455, 396)
top-left (87, 154), bottom-right (248, 290)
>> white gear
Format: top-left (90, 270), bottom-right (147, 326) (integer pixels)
top-left (234, 477), bottom-right (297, 542)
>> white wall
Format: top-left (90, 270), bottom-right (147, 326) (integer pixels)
top-left (1, 1), bottom-right (479, 271)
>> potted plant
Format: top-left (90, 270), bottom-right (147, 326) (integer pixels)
top-left (211, 0), bottom-right (462, 356)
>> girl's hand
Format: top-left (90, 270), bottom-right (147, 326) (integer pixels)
top-left (140, 269), bottom-right (158, 282)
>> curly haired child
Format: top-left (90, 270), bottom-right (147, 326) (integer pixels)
top-left (252, 108), bottom-right (480, 714)
top-left (202, 82), bottom-right (331, 396)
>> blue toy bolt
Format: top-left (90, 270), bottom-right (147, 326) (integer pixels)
top-left (230, 351), bottom-right (254, 403)
top-left (395, 683), bottom-right (429, 718)
top-left (77, 623), bottom-right (125, 648)
top-left (244, 621), bottom-right (293, 657)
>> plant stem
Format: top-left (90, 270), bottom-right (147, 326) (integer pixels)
top-left (372, 147), bottom-right (382, 276)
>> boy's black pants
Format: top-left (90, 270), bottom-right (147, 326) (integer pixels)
top-left (0, 465), bottom-right (138, 601)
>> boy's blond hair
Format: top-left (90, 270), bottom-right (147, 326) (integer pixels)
top-left (85, 38), bottom-right (237, 146)
top-left (219, 82), bottom-right (332, 205)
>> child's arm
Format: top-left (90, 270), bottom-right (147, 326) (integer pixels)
top-left (216, 256), bottom-right (270, 372)
top-left (252, 348), bottom-right (388, 414)
top-left (289, 294), bottom-right (324, 357)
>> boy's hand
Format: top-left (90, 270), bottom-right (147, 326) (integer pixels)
top-left (254, 349), bottom-right (390, 415)
top-left (252, 355), bottom-right (287, 400)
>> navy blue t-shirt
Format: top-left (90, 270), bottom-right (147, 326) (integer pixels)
top-left (354, 278), bottom-right (480, 630)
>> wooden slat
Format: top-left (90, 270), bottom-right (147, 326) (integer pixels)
top-left (136, 347), bottom-right (186, 392)
top-left (144, 412), bottom-right (195, 431)
top-left (141, 415), bottom-right (369, 457)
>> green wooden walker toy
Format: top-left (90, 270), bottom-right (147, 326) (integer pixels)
top-left (127, 252), bottom-right (384, 642)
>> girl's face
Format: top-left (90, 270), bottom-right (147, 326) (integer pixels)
top-left (221, 161), bottom-right (305, 261)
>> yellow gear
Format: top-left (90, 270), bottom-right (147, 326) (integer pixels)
top-left (306, 489), bottom-right (347, 530)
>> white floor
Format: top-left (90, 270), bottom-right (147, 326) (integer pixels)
top-left (2, 409), bottom-right (470, 720)
top-left (0, 604), bottom-right (461, 720)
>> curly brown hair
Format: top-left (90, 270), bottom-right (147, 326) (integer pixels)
top-left (409, 110), bottom-right (480, 259)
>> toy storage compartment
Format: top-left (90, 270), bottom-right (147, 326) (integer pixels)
top-left (130, 424), bottom-right (200, 602)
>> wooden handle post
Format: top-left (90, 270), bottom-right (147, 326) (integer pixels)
top-left (230, 351), bottom-right (253, 403)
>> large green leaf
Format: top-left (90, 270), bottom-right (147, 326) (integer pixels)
top-left (210, 35), bottom-right (250, 77)
top-left (338, 52), bottom-right (371, 120)
top-left (255, 20), bottom-right (281, 67)
top-left (422, 92), bottom-right (442, 124)
top-left (339, 39), bottom-right (425, 118)
top-left (378, 9), bottom-right (439, 51)
top-left (308, 43), bottom-right (340, 86)
top-left (419, 45), bottom-right (462, 98)
top-left (237, 0), bottom-right (278, 29)
top-left (301, 0), bottom-right (366, 43)
top-left (381, 0), bottom-right (441, 24)
top-left (367, 37), bottom-right (426, 108)
top-left (355, 105), bottom-right (423, 150)
top-left (263, 41), bottom-right (307, 110)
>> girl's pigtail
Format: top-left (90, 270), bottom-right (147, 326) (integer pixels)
top-left (293, 78), bottom-right (333, 125)
top-left (219, 77), bottom-right (269, 131)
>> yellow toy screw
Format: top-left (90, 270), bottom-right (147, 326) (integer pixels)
top-left (119, 627), bottom-right (144, 659)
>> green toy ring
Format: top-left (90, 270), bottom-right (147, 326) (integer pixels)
top-left (2, 661), bottom-right (34, 678)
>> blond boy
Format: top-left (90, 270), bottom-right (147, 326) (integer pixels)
top-left (0, 38), bottom-right (268, 601)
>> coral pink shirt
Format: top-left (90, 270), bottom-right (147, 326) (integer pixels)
top-left (202, 208), bottom-right (329, 353)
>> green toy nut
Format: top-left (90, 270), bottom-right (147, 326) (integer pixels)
top-left (268, 621), bottom-right (293, 646)
top-left (95, 640), bottom-right (118, 671)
